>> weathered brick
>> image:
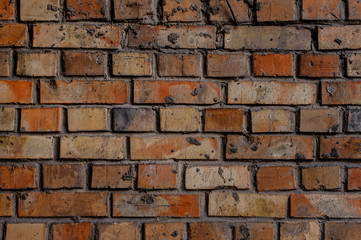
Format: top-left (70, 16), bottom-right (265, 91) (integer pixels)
top-left (319, 26), bottom-right (361, 50)
top-left (42, 164), bottom-right (85, 189)
top-left (91, 165), bottom-right (132, 189)
top-left (228, 81), bottom-right (316, 105)
top-left (128, 25), bottom-right (216, 49)
top-left (325, 222), bottom-right (361, 240)
top-left (251, 109), bottom-right (293, 133)
top-left (302, 166), bottom-right (341, 190)
top-left (347, 54), bottom-right (361, 77)
top-left (300, 108), bottom-right (340, 133)
top-left (280, 222), bottom-right (320, 240)
top-left (189, 222), bottom-right (229, 240)
top-left (207, 53), bottom-right (246, 77)
top-left (0, 0), bottom-right (15, 20)
top-left (114, 0), bottom-right (155, 20)
top-left (0, 136), bottom-right (53, 159)
top-left (0, 80), bottom-right (33, 103)
top-left (160, 107), bottom-right (201, 132)
top-left (138, 164), bottom-right (177, 189)
top-left (0, 52), bottom-right (9, 76)
top-left (68, 108), bottom-right (109, 132)
top-left (320, 137), bottom-right (361, 159)
top-left (18, 192), bottom-right (107, 217)
top-left (5, 223), bottom-right (46, 240)
top-left (113, 194), bottom-right (200, 217)
top-left (158, 54), bottom-right (199, 77)
top-left (145, 223), bottom-right (183, 240)
top-left (60, 136), bottom-right (124, 159)
top-left (252, 54), bottom-right (293, 77)
top-left (20, 0), bottom-right (60, 21)
top-left (349, 0), bottom-right (361, 20)
top-left (322, 81), bottom-right (361, 105)
top-left (98, 223), bottom-right (139, 240)
top-left (134, 80), bottom-right (221, 104)
top-left (40, 80), bottom-right (128, 104)
top-left (299, 54), bottom-right (339, 78)
top-left (0, 194), bottom-right (12, 216)
top-left (0, 24), bottom-right (27, 47)
top-left (0, 107), bottom-right (15, 131)
top-left (209, 192), bottom-right (288, 218)
top-left (302, 0), bottom-right (340, 20)
top-left (63, 52), bottom-right (104, 76)
top-left (113, 52), bottom-right (152, 76)
top-left (20, 108), bottom-right (61, 132)
top-left (17, 52), bottom-right (58, 77)
top-left (257, 166), bottom-right (296, 191)
top-left (53, 223), bottom-right (92, 240)
top-left (225, 26), bottom-right (311, 50)
top-left (113, 108), bottom-right (155, 132)
top-left (256, 0), bottom-right (296, 21)
top-left (204, 108), bottom-right (246, 132)
top-left (66, 0), bottom-right (108, 20)
top-left (0, 165), bottom-right (36, 189)
top-left (163, 0), bottom-right (201, 22)
top-left (208, 0), bottom-right (250, 22)
top-left (235, 222), bottom-right (275, 240)
top-left (348, 167), bottom-right (361, 190)
top-left (33, 24), bottom-right (121, 49)
top-left (226, 135), bottom-right (313, 160)
top-left (130, 136), bottom-right (218, 160)
top-left (185, 165), bottom-right (250, 190)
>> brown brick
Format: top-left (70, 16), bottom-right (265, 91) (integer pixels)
top-left (319, 26), bottom-right (361, 50)
top-left (322, 81), bottom-right (361, 105)
top-left (325, 222), bottom-right (361, 240)
top-left (53, 223), bottom-right (92, 240)
top-left (235, 222), bottom-right (275, 240)
top-left (347, 54), bottom-right (361, 76)
top-left (113, 52), bottom-right (152, 76)
top-left (160, 108), bottom-right (201, 132)
top-left (134, 80), bottom-right (221, 104)
top-left (163, 0), bottom-right (201, 22)
top-left (20, 108), bottom-right (61, 132)
top-left (252, 54), bottom-right (293, 77)
top-left (91, 165), bottom-right (132, 189)
top-left (302, 166), bottom-right (341, 190)
top-left (204, 108), bottom-right (246, 133)
top-left (257, 166), bottom-right (296, 191)
top-left (0, 107), bottom-right (15, 131)
top-left (130, 136), bottom-right (218, 160)
top-left (18, 192), bottom-right (107, 217)
top-left (60, 136), bottom-right (124, 159)
top-left (113, 193), bottom-right (200, 217)
top-left (320, 137), bottom-right (361, 159)
top-left (0, 165), bottom-right (36, 189)
top-left (185, 165), bottom-right (250, 190)
top-left (40, 80), bottom-right (128, 104)
top-left (252, 109), bottom-right (293, 133)
top-left (207, 53), bottom-right (246, 77)
top-left (257, 0), bottom-right (295, 21)
top-left (0, 24), bottom-right (27, 47)
top-left (0, 80), bottom-right (33, 104)
top-left (129, 25), bottom-right (216, 49)
top-left (348, 167), bottom-right (361, 190)
top-left (280, 222), bottom-right (320, 240)
top-left (0, 136), bottom-right (53, 159)
top-left (0, 52), bottom-right (9, 76)
top-left (209, 192), bottom-right (288, 218)
top-left (63, 52), bottom-right (104, 76)
top-left (209, 0), bottom-right (250, 22)
top-left (33, 24), bottom-right (121, 49)
top-left (189, 222), bottom-right (229, 240)
top-left (68, 108), bottom-right (109, 132)
top-left (5, 223), bottom-right (46, 240)
top-left (113, 108), bottom-right (155, 132)
top-left (225, 26), bottom-right (311, 50)
top-left (20, 0), bottom-right (60, 21)
top-left (349, 0), bottom-right (361, 20)
top-left (226, 135), bottom-right (314, 160)
top-left (17, 52), bottom-right (58, 77)
top-left (300, 108), bottom-right (340, 133)
top-left (302, 0), bottom-right (341, 20)
top-left (138, 164), bottom-right (177, 189)
top-left (0, 0), bottom-right (15, 20)
top-left (66, 0), bottom-right (108, 20)
top-left (114, 0), bottom-right (155, 20)
top-left (145, 223), bottom-right (183, 240)
top-left (228, 81), bottom-right (316, 105)
top-left (0, 194), bottom-right (12, 216)
top-left (98, 223), bottom-right (139, 240)
top-left (158, 54), bottom-right (199, 77)
top-left (42, 164), bottom-right (85, 189)
top-left (299, 54), bottom-right (339, 78)
top-left (290, 193), bottom-right (361, 218)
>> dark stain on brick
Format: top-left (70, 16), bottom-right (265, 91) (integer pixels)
top-left (228, 147), bottom-right (238, 154)
top-left (141, 194), bottom-right (155, 204)
top-left (296, 153), bottom-right (306, 160)
top-left (113, 108), bottom-right (135, 131)
top-left (168, 33), bottom-right (179, 44)
top-left (165, 95), bottom-right (175, 104)
top-left (237, 224), bottom-right (251, 240)
top-left (330, 147), bottom-right (340, 158)
top-left (171, 230), bottom-right (179, 237)
top-left (349, 109), bottom-right (361, 131)
top-left (232, 192), bottom-right (240, 202)
top-left (186, 137), bottom-right (201, 146)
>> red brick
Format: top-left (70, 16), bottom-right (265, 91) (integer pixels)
top-left (20, 108), bottom-right (61, 132)
top-left (158, 54), bottom-right (199, 77)
top-left (0, 0), bottom-right (15, 20)
top-left (300, 108), bottom-right (340, 133)
top-left (204, 108), bottom-right (246, 132)
top-left (112, 52), bottom-right (152, 76)
top-left (98, 223), bottom-right (139, 240)
top-left (320, 137), bottom-right (361, 159)
top-left (134, 80), bottom-right (221, 104)
top-left (91, 165), bottom-right (132, 189)
top-left (160, 108), bottom-right (201, 132)
top-left (63, 52), bottom-right (104, 76)
top-left (0, 80), bottom-right (33, 104)
top-left (129, 24), bottom-right (216, 49)
top-left (113, 193), bottom-right (200, 217)
top-left (280, 222), bottom-right (320, 240)
top-left (209, 0), bottom-right (250, 22)
top-left (207, 53), bottom-right (246, 77)
top-left (319, 26), bottom-right (361, 50)
top-left (302, 166), bottom-right (341, 190)
top-left (252, 54), bottom-right (293, 77)
top-left (302, 0), bottom-right (341, 20)
top-left (138, 164), bottom-right (177, 189)
top-left (18, 192), bottom-right (107, 217)
top-left (5, 223), bottom-right (46, 240)
top-left (257, 0), bottom-right (295, 21)
top-left (322, 81), bottom-right (361, 105)
top-left (251, 109), bottom-right (294, 133)
top-left (0, 52), bottom-right (9, 76)
top-left (0, 107), bottom-right (15, 131)
top-left (235, 222), bottom-right (275, 240)
top-left (53, 223), bottom-right (92, 240)
top-left (299, 54), bottom-right (339, 78)
top-left (349, 0), bottom-right (361, 20)
top-left (257, 166), bottom-right (296, 191)
top-left (348, 167), bottom-right (361, 190)
top-left (163, 0), bottom-right (201, 22)
top-left (145, 223), bottom-right (183, 240)
top-left (0, 165), bottom-right (36, 190)
top-left (40, 80), bottom-right (128, 104)
top-left (189, 222), bottom-right (229, 240)
top-left (325, 222), bottom-right (361, 240)
top-left (0, 24), bottom-right (27, 47)
top-left (42, 164), bottom-right (85, 189)
top-left (113, 108), bottom-right (155, 132)
top-left (0, 194), bottom-right (12, 216)
top-left (66, 0), bottom-right (108, 20)
top-left (114, 0), bottom-right (155, 20)
top-left (20, 0), bottom-right (60, 21)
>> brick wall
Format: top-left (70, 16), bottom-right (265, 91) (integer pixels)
top-left (0, 0), bottom-right (361, 239)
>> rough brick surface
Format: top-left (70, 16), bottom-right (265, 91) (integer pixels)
top-left (0, 165), bottom-right (36, 189)
top-left (63, 52), bottom-right (105, 76)
top-left (302, 166), bottom-right (341, 190)
top-left (114, 0), bottom-right (155, 20)
top-left (20, 108), bottom-right (61, 132)
top-left (299, 54), bottom-right (339, 78)
top-left (160, 107), bottom-right (201, 132)
top-left (0, 194), bottom-right (12, 216)
top-left (113, 108), bottom-right (155, 132)
top-left (0, 80), bottom-right (33, 103)
top-left (138, 164), bottom-right (177, 189)
top-left (209, 0), bottom-right (249, 22)
top-left (158, 54), bottom-right (199, 77)
top-left (252, 54), bottom-right (293, 77)
top-left (0, 24), bottom-right (27, 47)
top-left (17, 52), bottom-right (58, 77)
top-left (42, 164), bottom-right (85, 189)
top-left (256, 0), bottom-right (296, 22)
top-left (302, 0), bottom-right (341, 20)
top-left (0, 0), bottom-right (14, 20)
top-left (251, 109), bottom-right (293, 133)
top-left (0, 107), bottom-right (15, 131)
top-left (113, 52), bottom-right (152, 76)
top-left (145, 223), bottom-right (183, 240)
top-left (207, 53), bottom-right (246, 77)
top-left (163, 0), bottom-right (201, 22)
top-left (280, 222), bottom-right (320, 240)
top-left (235, 222), bottom-right (275, 240)
top-left (348, 167), bottom-right (361, 190)
top-left (189, 222), bottom-right (229, 240)
top-left (0, 52), bottom-right (9, 76)
top-left (325, 222), bottom-right (361, 240)
top-left (53, 222), bottom-right (92, 240)
top-left (97, 223), bottom-right (139, 240)
top-left (300, 108), bottom-right (340, 133)
top-left (66, 0), bottom-right (108, 20)
top-left (6, 223), bottom-right (46, 240)
top-left (67, 107), bottom-right (109, 132)
top-left (91, 165), bottom-right (132, 189)
top-left (257, 166), bottom-right (296, 191)
top-left (20, 0), bottom-right (60, 21)
top-left (204, 108), bottom-right (246, 132)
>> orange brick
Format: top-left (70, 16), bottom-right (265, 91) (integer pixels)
top-left (0, 0), bottom-right (15, 20)
top-left (251, 109), bottom-right (294, 133)
top-left (207, 53), bottom-right (246, 77)
top-left (91, 165), bottom-right (133, 189)
top-left (113, 108), bottom-right (155, 132)
top-left (145, 223), bottom-right (183, 240)
top-left (5, 223), bottom-right (46, 240)
top-left (20, 0), bottom-right (60, 21)
top-left (349, 0), bottom-right (361, 20)
top-left (112, 52), bottom-right (152, 76)
top-left (53, 223), bottom-right (92, 240)
top-left (252, 54), bottom-right (293, 76)
top-left (20, 108), bottom-right (61, 132)
top-left (0, 165), bottom-right (36, 189)
top-left (299, 54), bottom-right (339, 78)
top-left (209, 0), bottom-right (250, 22)
top-left (0, 81), bottom-right (33, 104)
top-left (0, 52), bottom-right (9, 76)
top-left (0, 24), bottom-right (27, 47)
top-left (163, 0), bottom-right (201, 22)
top-left (204, 109), bottom-right (246, 132)
top-left (300, 108), bottom-right (340, 133)
top-left (67, 108), bottom-right (109, 132)
top-left (302, 0), bottom-right (341, 20)
top-left (280, 222), bottom-right (320, 240)
top-left (325, 222), bottom-right (361, 239)
top-left (114, 0), bottom-right (155, 20)
top-left (42, 164), bottom-right (85, 189)
top-left (235, 222), bottom-right (275, 240)
top-left (256, 0), bottom-right (295, 21)
top-left (302, 166), bottom-right (341, 190)
top-left (348, 167), bottom-right (361, 190)
top-left (0, 107), bottom-right (15, 131)
top-left (97, 223), bottom-right (139, 240)
top-left (0, 194), bottom-right (12, 216)
top-left (257, 166), bottom-right (296, 191)
top-left (66, 0), bottom-right (108, 20)
top-left (160, 108), bottom-right (201, 132)
top-left (189, 222), bottom-right (229, 240)
top-left (320, 137), bottom-right (361, 159)
top-left (63, 52), bottom-right (104, 76)
top-left (322, 81), bottom-right (361, 105)
top-left (138, 164), bottom-right (177, 189)
top-left (158, 54), bottom-right (199, 77)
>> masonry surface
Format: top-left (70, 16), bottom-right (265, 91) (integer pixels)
top-left (0, 0), bottom-right (361, 239)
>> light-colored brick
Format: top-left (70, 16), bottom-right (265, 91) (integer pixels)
top-left (67, 108), bottom-right (109, 132)
top-left (0, 107), bottom-right (15, 131)
top-left (113, 52), bottom-right (152, 76)
top-left (20, 0), bottom-right (60, 21)
top-left (145, 223), bottom-right (183, 240)
top-left (207, 53), bottom-right (246, 77)
top-left (280, 222), bottom-right (320, 240)
top-left (98, 223), bottom-right (139, 240)
top-left (114, 0), bottom-right (155, 20)
top-left (5, 223), bottom-right (46, 240)
top-left (158, 54), bottom-right (199, 77)
top-left (251, 109), bottom-right (293, 133)
top-left (300, 108), bottom-right (340, 133)
top-left (163, 0), bottom-right (201, 22)
top-left (302, 0), bottom-right (341, 20)
top-left (160, 108), bottom-right (201, 132)
top-left (348, 54), bottom-right (361, 77)
top-left (209, 0), bottom-right (250, 22)
top-left (319, 26), bottom-right (361, 50)
top-left (113, 108), bottom-right (155, 132)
